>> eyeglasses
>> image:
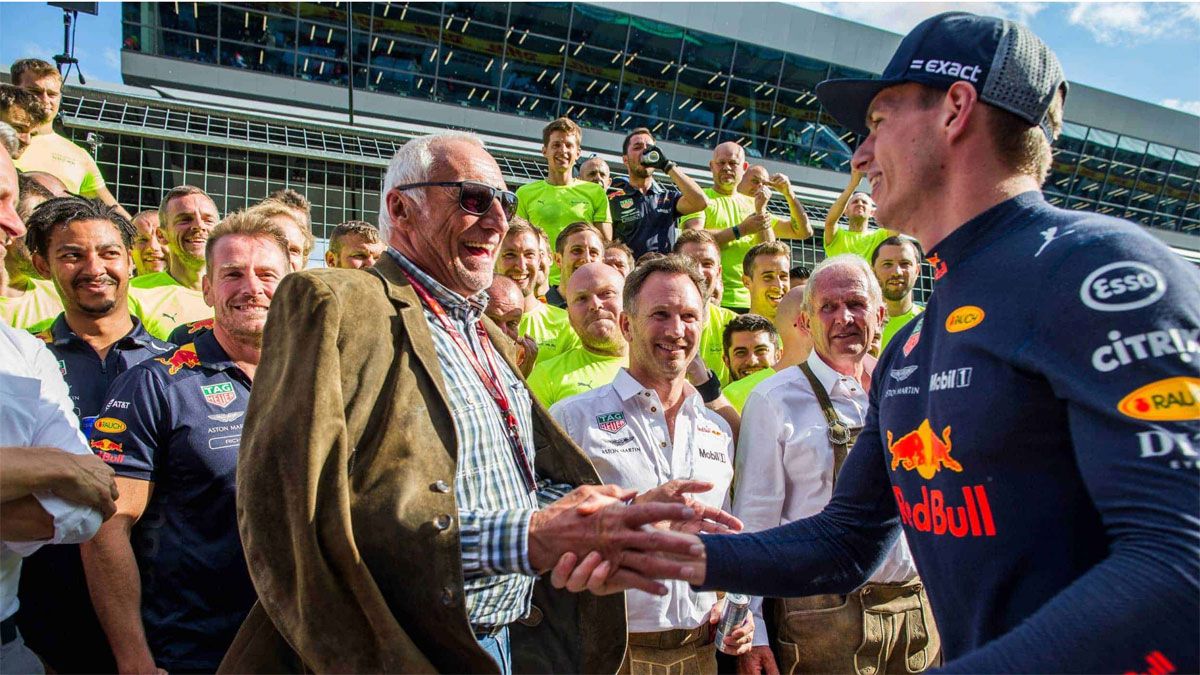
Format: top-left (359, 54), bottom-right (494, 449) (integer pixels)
top-left (392, 181), bottom-right (518, 220)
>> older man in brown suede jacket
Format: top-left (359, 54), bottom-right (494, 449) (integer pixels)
top-left (220, 133), bottom-right (710, 674)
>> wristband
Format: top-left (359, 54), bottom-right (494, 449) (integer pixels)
top-left (731, 225), bottom-right (742, 239)
top-left (696, 370), bottom-right (722, 403)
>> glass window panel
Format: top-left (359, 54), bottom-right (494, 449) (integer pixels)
top-left (662, 120), bottom-right (718, 150)
top-left (617, 74), bottom-right (671, 133)
top-left (159, 2), bottom-right (219, 36)
top-left (570, 5), bottom-right (628, 52)
top-left (161, 30), bottom-right (219, 63)
top-left (297, 2), bottom-right (348, 27)
top-left (682, 29), bottom-right (733, 74)
top-left (1055, 122), bottom-right (1088, 153)
top-left (436, 79), bottom-right (498, 111)
top-left (562, 45), bottom-right (621, 110)
top-left (628, 17), bottom-right (684, 64)
top-left (1142, 145), bottom-right (1175, 173)
top-left (502, 33), bottom-right (565, 99)
top-left (1113, 135), bottom-right (1147, 166)
top-left (297, 53), bottom-right (348, 84)
top-left (724, 78), bottom-right (776, 148)
top-left (1172, 150), bottom-right (1199, 176)
top-left (122, 22), bottom-right (146, 53)
top-left (1082, 128), bottom-right (1117, 159)
top-left (568, 105), bottom-right (616, 132)
top-left (806, 124), bottom-right (853, 171)
top-left (508, 2), bottom-right (571, 40)
top-left (370, 4), bottom-right (441, 45)
top-left (219, 43), bottom-right (294, 75)
top-left (442, 2), bottom-right (508, 27)
top-left (1046, 150), bottom-right (1078, 194)
top-left (221, 8), bottom-right (296, 48)
top-left (671, 67), bottom-right (724, 134)
top-left (122, 3), bottom-right (140, 22)
top-left (765, 139), bottom-right (804, 164)
top-left (827, 64), bottom-right (873, 80)
top-left (438, 21), bottom-right (505, 87)
top-left (368, 37), bottom-right (435, 84)
top-left (781, 54), bottom-right (827, 93)
top-left (498, 90), bottom-right (558, 120)
top-left (732, 43), bottom-right (783, 85)
top-left (1162, 171), bottom-right (1195, 207)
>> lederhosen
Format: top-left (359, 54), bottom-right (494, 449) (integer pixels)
top-left (767, 363), bottom-right (941, 675)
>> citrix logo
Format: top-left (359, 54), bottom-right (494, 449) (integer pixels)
top-left (909, 59), bottom-right (981, 83)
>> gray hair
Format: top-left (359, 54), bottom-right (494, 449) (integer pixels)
top-left (801, 254), bottom-right (883, 314)
top-left (0, 121), bottom-right (18, 157)
top-left (378, 131), bottom-right (486, 242)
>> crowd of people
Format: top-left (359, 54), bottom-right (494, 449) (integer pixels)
top-left (2, 10), bottom-right (1198, 675)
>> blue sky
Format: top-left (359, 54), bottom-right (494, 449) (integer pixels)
top-left (1, 1), bottom-right (1198, 116)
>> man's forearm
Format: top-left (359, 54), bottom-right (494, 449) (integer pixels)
top-left (0, 446), bottom-right (64, 502)
top-left (781, 192), bottom-right (813, 239)
top-left (0, 495), bottom-right (54, 540)
top-left (823, 182), bottom-right (857, 245)
top-left (595, 221), bottom-right (613, 241)
top-left (81, 521), bottom-right (157, 669)
top-left (672, 167), bottom-right (710, 216)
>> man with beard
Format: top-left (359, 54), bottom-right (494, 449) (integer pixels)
top-left (736, 165), bottom-right (813, 241)
top-left (743, 241), bottom-right (791, 323)
top-left (719, 314), bottom-right (779, 414)
top-left (17, 197), bottom-right (173, 674)
top-left (720, 288), bottom-right (813, 418)
top-left (681, 142), bottom-right (777, 313)
top-left (324, 220), bottom-right (385, 270)
top-left (823, 171), bottom-right (896, 263)
top-left (484, 275), bottom-right (538, 377)
top-left (129, 210), bottom-right (167, 276)
top-left (516, 117), bottom-right (612, 287)
top-left (528, 262), bottom-right (628, 407)
top-left (546, 221), bottom-right (605, 308)
top-left (129, 185), bottom-right (220, 339)
top-left (608, 128), bottom-right (709, 258)
top-left (1, 177), bottom-right (61, 329)
top-left (871, 236), bottom-right (924, 352)
top-left (82, 213), bottom-right (291, 673)
top-left (579, 156), bottom-right (613, 191)
top-left (496, 219), bottom-right (579, 364)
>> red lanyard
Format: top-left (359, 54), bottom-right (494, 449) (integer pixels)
top-left (400, 267), bottom-right (537, 493)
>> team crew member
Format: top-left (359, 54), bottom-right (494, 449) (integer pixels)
top-left (17, 197), bottom-right (172, 674)
top-left (736, 165), bottom-right (814, 241)
top-left (680, 13), bottom-right (1200, 672)
top-left (325, 220), bottom-right (385, 269)
top-left (742, 241), bottom-right (791, 321)
top-left (675, 230), bottom-right (738, 385)
top-left (681, 142), bottom-right (777, 312)
top-left (2, 181), bottom-right (61, 329)
top-left (579, 155), bottom-right (613, 190)
top-left (603, 240), bottom-right (635, 277)
top-left (130, 185), bottom-right (220, 339)
top-left (872, 236), bottom-right (925, 351)
top-left (721, 289), bottom-right (812, 418)
top-left (129, 210), bottom-right (167, 275)
top-left (823, 170), bottom-right (896, 262)
top-left (82, 213), bottom-right (291, 673)
top-left (10, 59), bottom-right (132, 220)
top-left (247, 201), bottom-right (314, 271)
top-left (789, 265), bottom-right (811, 289)
top-left (608, 128), bottom-right (709, 258)
top-left (0, 84), bottom-right (46, 160)
top-left (546, 221), bottom-right (605, 308)
top-left (515, 117), bottom-right (612, 285)
top-left (528, 262), bottom-right (628, 407)
top-left (719, 314), bottom-right (779, 413)
top-left (496, 220), bottom-right (580, 364)
top-left (550, 255), bottom-right (751, 674)
top-left (735, 256), bottom-right (936, 675)
top-left (485, 275), bottom-right (538, 377)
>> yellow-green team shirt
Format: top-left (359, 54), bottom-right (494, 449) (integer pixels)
top-left (129, 271), bottom-right (212, 341)
top-left (1, 278), bottom-right (63, 329)
top-left (881, 303), bottom-right (924, 353)
top-left (699, 303), bottom-right (739, 386)
top-left (722, 366), bottom-right (775, 414)
top-left (518, 302), bottom-right (581, 365)
top-left (514, 179), bottom-right (611, 286)
top-left (683, 188), bottom-right (778, 310)
top-left (824, 227), bottom-right (892, 262)
top-left (527, 347), bottom-right (627, 408)
top-left (15, 132), bottom-right (107, 197)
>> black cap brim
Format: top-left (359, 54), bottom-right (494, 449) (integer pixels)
top-left (815, 77), bottom-right (905, 137)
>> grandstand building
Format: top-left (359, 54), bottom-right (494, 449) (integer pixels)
top-left (11, 2), bottom-right (1200, 277)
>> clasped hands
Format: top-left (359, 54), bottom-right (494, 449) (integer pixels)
top-left (528, 479), bottom-right (730, 596)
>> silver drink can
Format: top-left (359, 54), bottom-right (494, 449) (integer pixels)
top-left (715, 593), bottom-right (750, 652)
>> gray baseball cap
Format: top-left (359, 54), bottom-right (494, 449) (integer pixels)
top-left (815, 12), bottom-right (1068, 141)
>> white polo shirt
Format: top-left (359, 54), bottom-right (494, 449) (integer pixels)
top-left (551, 368), bottom-right (735, 633)
top-left (734, 351), bottom-right (917, 646)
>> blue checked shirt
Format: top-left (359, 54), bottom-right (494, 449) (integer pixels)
top-left (390, 252), bottom-right (573, 628)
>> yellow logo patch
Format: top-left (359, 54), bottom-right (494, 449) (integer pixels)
top-left (93, 417), bottom-right (127, 434)
top-left (945, 306), bottom-right (985, 333)
top-left (1117, 377), bottom-right (1200, 422)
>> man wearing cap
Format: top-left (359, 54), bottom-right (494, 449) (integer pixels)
top-left (671, 12), bottom-right (1200, 672)
top-left (608, 128), bottom-right (709, 259)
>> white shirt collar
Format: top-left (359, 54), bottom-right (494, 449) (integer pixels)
top-left (612, 368), bottom-right (705, 411)
top-left (806, 351), bottom-right (867, 396)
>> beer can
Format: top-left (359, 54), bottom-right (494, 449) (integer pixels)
top-left (715, 593), bottom-right (750, 653)
top-left (642, 148), bottom-right (662, 166)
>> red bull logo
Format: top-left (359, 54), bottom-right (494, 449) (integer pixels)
top-left (156, 343), bottom-right (201, 375)
top-left (1126, 651), bottom-right (1176, 675)
top-left (892, 485), bottom-right (997, 538)
top-left (90, 438), bottom-right (123, 454)
top-left (888, 420), bottom-right (962, 479)
top-left (187, 318), bottom-right (215, 334)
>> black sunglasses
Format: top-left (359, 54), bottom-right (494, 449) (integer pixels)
top-left (392, 180), bottom-right (518, 220)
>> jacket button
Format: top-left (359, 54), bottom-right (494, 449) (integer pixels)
top-left (432, 480), bottom-right (451, 493)
top-left (441, 587), bottom-right (457, 606)
top-left (433, 514), bottom-right (453, 530)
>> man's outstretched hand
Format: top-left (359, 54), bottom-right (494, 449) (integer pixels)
top-left (633, 479), bottom-right (743, 534)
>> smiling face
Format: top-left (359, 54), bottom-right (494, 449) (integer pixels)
top-left (39, 218), bottom-right (130, 317)
top-left (745, 253), bottom-right (790, 320)
top-left (264, 213), bottom-right (309, 271)
top-left (873, 242), bottom-right (920, 302)
top-left (676, 240), bottom-right (722, 305)
top-left (497, 230), bottom-right (541, 297)
top-left (162, 193), bottom-right (220, 270)
top-left (543, 129), bottom-right (581, 176)
top-left (622, 271), bottom-right (705, 383)
top-left (130, 212), bottom-right (167, 275)
top-left (724, 329), bottom-right (778, 381)
top-left (801, 265), bottom-right (884, 365)
top-left (387, 139), bottom-right (509, 297)
top-left (566, 262), bottom-right (625, 354)
top-left (555, 229), bottom-right (604, 288)
top-left (203, 234), bottom-right (288, 342)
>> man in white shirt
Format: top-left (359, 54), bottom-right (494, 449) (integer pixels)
top-left (0, 145), bottom-right (115, 674)
top-left (734, 254), bottom-right (939, 675)
top-left (550, 255), bottom-right (750, 674)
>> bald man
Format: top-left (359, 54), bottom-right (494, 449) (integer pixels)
top-left (737, 165), bottom-right (813, 241)
top-left (579, 156), bottom-right (612, 190)
top-left (485, 275), bottom-right (538, 376)
top-left (22, 171), bottom-right (68, 197)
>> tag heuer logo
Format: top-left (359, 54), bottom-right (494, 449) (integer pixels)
top-left (201, 382), bottom-right (238, 408)
top-left (596, 411), bottom-right (626, 433)
top-left (619, 198), bottom-right (634, 209)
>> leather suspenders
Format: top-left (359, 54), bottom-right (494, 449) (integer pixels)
top-left (797, 362), bottom-right (862, 487)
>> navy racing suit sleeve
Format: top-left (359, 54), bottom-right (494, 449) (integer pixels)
top-left (939, 229), bottom-right (1200, 673)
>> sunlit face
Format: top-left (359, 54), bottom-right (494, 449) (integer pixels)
top-left (872, 243), bottom-right (920, 302)
top-left (709, 144), bottom-right (746, 191)
top-left (622, 272), bottom-right (705, 381)
top-left (16, 73), bottom-right (62, 121)
top-left (737, 166), bottom-right (771, 199)
top-left (130, 212), bottom-right (167, 275)
top-left (265, 213), bottom-right (309, 271)
top-left (676, 241), bottom-right (721, 304)
top-left (1, 107), bottom-right (35, 159)
top-left (162, 193), bottom-right (219, 269)
top-left (485, 284), bottom-right (524, 341)
top-left (846, 192), bottom-right (875, 219)
top-left (203, 234), bottom-right (288, 342)
top-left (566, 263), bottom-right (624, 354)
top-left (555, 229), bottom-right (604, 287)
top-left (0, 148), bottom-right (23, 255)
top-left (801, 267), bottom-right (885, 363)
top-left (580, 158), bottom-right (611, 188)
top-left (327, 233), bottom-right (384, 269)
top-left (38, 218), bottom-right (130, 317)
top-left (724, 330), bottom-right (778, 381)
top-left (543, 129), bottom-right (581, 175)
top-left (623, 132), bottom-right (655, 180)
top-left (497, 230), bottom-right (541, 297)
top-left (602, 246), bottom-right (632, 278)
top-left (745, 253), bottom-right (790, 320)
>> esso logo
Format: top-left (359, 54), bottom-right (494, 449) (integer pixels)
top-left (1080, 261), bottom-right (1166, 312)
